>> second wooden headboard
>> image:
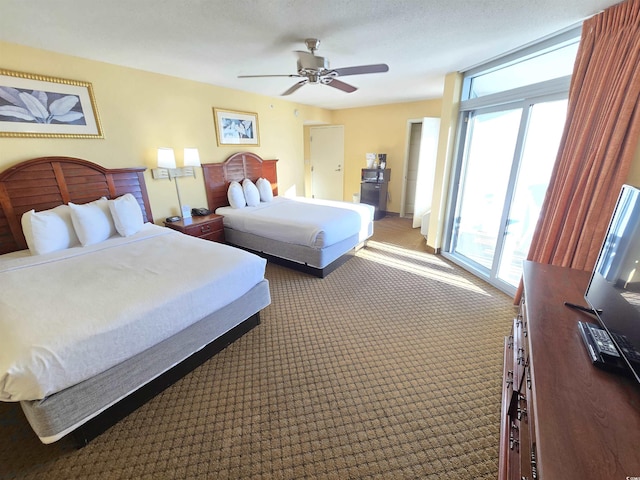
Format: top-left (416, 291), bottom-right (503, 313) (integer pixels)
top-left (202, 152), bottom-right (278, 211)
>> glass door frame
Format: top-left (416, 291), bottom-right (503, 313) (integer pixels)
top-left (442, 90), bottom-right (568, 296)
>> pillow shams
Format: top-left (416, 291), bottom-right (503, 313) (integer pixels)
top-left (69, 198), bottom-right (117, 246)
top-left (242, 179), bottom-right (261, 207)
top-left (21, 205), bottom-right (80, 255)
top-left (228, 181), bottom-right (246, 209)
top-left (256, 177), bottom-right (273, 202)
top-left (108, 193), bottom-right (144, 236)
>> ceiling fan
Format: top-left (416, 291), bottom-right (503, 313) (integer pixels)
top-left (238, 38), bottom-right (389, 96)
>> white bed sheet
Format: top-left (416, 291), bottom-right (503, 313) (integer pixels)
top-left (216, 196), bottom-right (373, 247)
top-left (0, 224), bottom-right (266, 402)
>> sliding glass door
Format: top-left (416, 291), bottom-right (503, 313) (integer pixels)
top-left (496, 100), bottom-right (568, 286)
top-left (447, 98), bottom-right (567, 294)
top-left (451, 107), bottom-right (522, 271)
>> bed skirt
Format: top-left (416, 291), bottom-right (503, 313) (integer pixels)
top-left (20, 279), bottom-right (271, 444)
top-left (224, 228), bottom-right (364, 275)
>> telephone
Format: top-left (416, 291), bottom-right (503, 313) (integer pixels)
top-left (165, 216), bottom-right (181, 222)
top-left (191, 207), bottom-right (211, 216)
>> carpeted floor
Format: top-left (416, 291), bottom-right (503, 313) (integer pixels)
top-left (0, 216), bottom-right (515, 479)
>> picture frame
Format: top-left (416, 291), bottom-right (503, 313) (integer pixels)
top-left (213, 108), bottom-right (259, 146)
top-left (0, 69), bottom-right (103, 138)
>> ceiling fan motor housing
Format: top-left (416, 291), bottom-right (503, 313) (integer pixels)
top-left (298, 54), bottom-right (330, 74)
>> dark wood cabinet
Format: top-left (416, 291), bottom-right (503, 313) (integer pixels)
top-left (163, 214), bottom-right (225, 243)
top-left (499, 261), bottom-right (640, 479)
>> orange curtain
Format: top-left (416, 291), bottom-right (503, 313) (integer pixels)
top-left (515, 0), bottom-right (640, 303)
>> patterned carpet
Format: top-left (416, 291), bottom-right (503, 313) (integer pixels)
top-left (0, 217), bottom-right (515, 479)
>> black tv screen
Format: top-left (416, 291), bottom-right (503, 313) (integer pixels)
top-left (585, 184), bottom-right (640, 383)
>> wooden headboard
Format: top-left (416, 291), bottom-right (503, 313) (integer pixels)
top-left (0, 156), bottom-right (152, 254)
top-left (202, 152), bottom-right (278, 211)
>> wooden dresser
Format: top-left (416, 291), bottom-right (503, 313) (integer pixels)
top-left (163, 214), bottom-right (225, 243)
top-left (499, 261), bottom-right (640, 479)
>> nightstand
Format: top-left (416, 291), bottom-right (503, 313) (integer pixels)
top-left (163, 214), bottom-right (225, 243)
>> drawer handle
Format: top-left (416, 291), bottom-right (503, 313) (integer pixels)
top-left (531, 448), bottom-right (538, 479)
top-left (200, 225), bottom-right (212, 233)
top-left (517, 407), bottom-right (527, 421)
top-left (506, 370), bottom-right (514, 388)
top-left (509, 421), bottom-right (519, 451)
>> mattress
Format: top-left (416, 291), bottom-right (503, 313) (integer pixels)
top-left (0, 224), bottom-right (267, 402)
top-left (216, 196), bottom-right (373, 248)
top-left (20, 279), bottom-right (270, 444)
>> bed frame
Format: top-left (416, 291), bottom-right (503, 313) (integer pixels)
top-left (0, 156), bottom-right (267, 446)
top-left (202, 152), bottom-right (364, 277)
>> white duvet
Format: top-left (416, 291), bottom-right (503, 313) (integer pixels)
top-left (0, 224), bottom-right (266, 402)
top-left (216, 196), bottom-right (374, 247)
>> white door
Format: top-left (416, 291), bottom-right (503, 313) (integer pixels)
top-left (412, 118), bottom-right (440, 228)
top-left (310, 126), bottom-right (344, 201)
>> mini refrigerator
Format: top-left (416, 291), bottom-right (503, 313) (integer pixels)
top-left (360, 168), bottom-right (390, 220)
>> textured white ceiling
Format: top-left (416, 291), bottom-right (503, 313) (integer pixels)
top-left (0, 0), bottom-right (622, 110)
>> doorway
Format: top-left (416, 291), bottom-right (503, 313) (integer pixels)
top-left (401, 118), bottom-right (440, 229)
top-left (310, 126), bottom-right (344, 201)
top-left (402, 122), bottom-right (422, 218)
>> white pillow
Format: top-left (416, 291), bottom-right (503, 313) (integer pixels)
top-left (69, 198), bottom-right (117, 246)
top-left (21, 205), bottom-right (80, 255)
top-left (256, 177), bottom-right (273, 202)
top-left (242, 179), bottom-right (261, 207)
top-left (108, 193), bottom-right (144, 237)
top-left (227, 181), bottom-right (246, 209)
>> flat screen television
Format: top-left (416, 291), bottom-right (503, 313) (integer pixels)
top-left (585, 184), bottom-right (640, 383)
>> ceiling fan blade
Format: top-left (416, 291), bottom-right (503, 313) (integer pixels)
top-left (238, 74), bottom-right (300, 78)
top-left (282, 79), bottom-right (308, 96)
top-left (325, 78), bottom-right (357, 93)
top-left (332, 64), bottom-right (389, 76)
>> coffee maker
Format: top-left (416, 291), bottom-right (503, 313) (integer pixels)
top-left (378, 154), bottom-right (387, 169)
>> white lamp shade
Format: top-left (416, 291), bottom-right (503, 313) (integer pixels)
top-left (183, 148), bottom-right (201, 167)
top-left (157, 148), bottom-right (176, 169)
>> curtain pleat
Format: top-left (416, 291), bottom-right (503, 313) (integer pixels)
top-left (515, 0), bottom-right (640, 303)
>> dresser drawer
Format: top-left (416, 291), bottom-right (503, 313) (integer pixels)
top-left (199, 229), bottom-right (225, 243)
top-left (163, 214), bottom-right (225, 243)
top-left (183, 218), bottom-right (223, 237)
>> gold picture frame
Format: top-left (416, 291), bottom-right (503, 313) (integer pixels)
top-left (0, 69), bottom-right (103, 138)
top-left (213, 108), bottom-right (259, 146)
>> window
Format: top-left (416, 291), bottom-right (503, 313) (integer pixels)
top-left (444, 27), bottom-right (581, 296)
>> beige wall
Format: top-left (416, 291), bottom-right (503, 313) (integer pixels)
top-left (327, 100), bottom-right (442, 213)
top-left (0, 41), bottom-right (331, 221)
top-left (428, 72), bottom-right (463, 251)
top-left (626, 142), bottom-right (640, 187)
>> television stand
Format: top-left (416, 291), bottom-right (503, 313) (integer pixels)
top-left (498, 261), bottom-right (640, 479)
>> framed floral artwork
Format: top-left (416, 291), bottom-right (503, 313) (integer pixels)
top-left (0, 69), bottom-right (103, 138)
top-left (213, 108), bottom-right (259, 146)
